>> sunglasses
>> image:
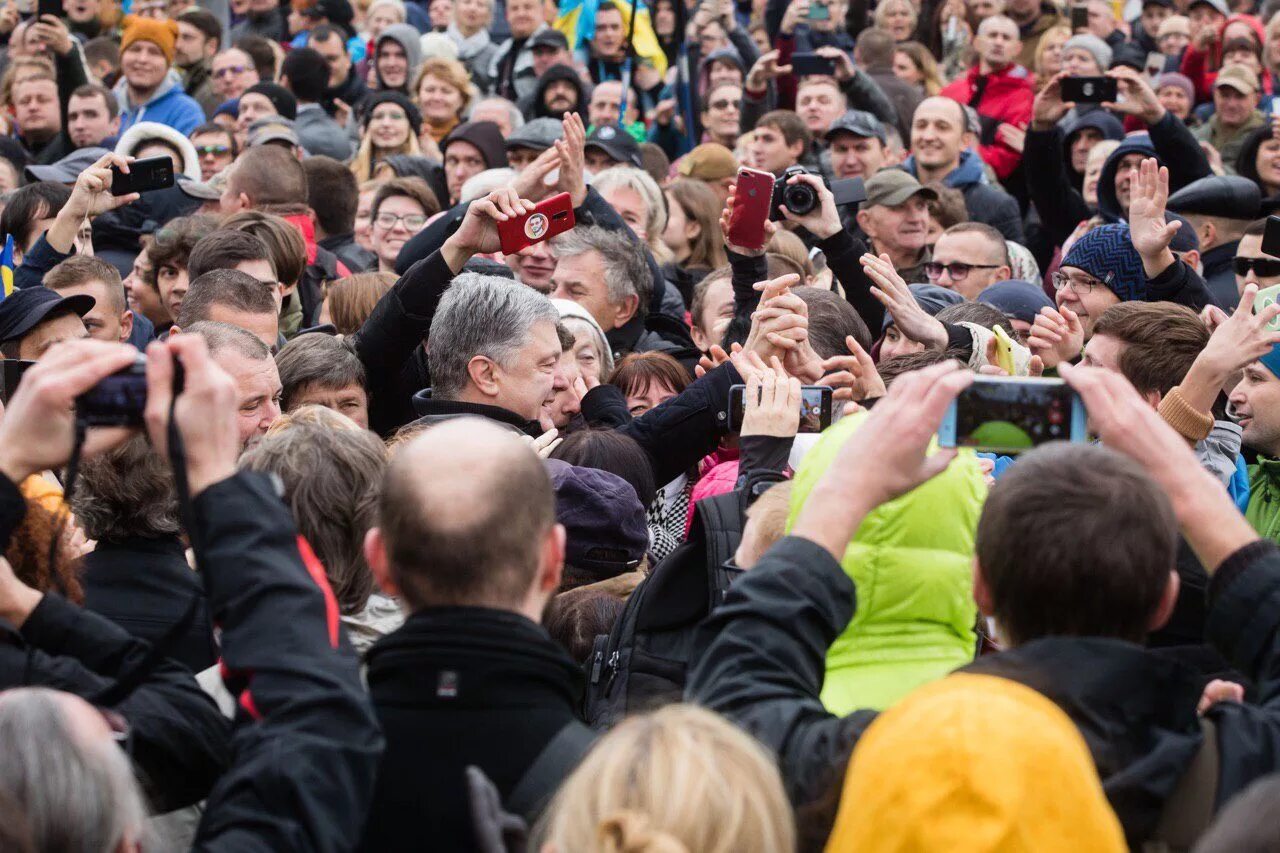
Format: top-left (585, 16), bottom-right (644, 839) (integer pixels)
top-left (1233, 256), bottom-right (1280, 277)
top-left (195, 144), bottom-right (231, 156)
top-left (708, 98), bottom-right (742, 110)
top-left (924, 261), bottom-right (1001, 281)
top-left (214, 65), bottom-right (248, 77)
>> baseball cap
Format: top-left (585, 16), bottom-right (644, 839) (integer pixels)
top-left (24, 147), bottom-right (111, 184)
top-left (530, 28), bottom-right (569, 50)
top-left (303, 0), bottom-right (354, 25)
top-left (677, 143), bottom-right (738, 180)
top-left (0, 287), bottom-right (95, 345)
top-left (863, 170), bottom-right (938, 208)
top-left (506, 117), bottom-right (563, 152)
top-left (585, 124), bottom-right (642, 168)
top-left (1188, 0), bottom-right (1228, 16)
top-left (825, 110), bottom-right (886, 144)
top-left (247, 119), bottom-right (301, 148)
top-left (1215, 63), bottom-right (1258, 94)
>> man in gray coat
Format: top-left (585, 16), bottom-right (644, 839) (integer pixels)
top-left (280, 46), bottom-right (353, 161)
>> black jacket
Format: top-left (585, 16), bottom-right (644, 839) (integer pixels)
top-left (1200, 241), bottom-right (1240, 310)
top-left (687, 535), bottom-right (1280, 850)
top-left (81, 534), bottom-right (217, 675)
top-left (360, 608), bottom-right (594, 851)
top-left (319, 232), bottom-right (377, 274)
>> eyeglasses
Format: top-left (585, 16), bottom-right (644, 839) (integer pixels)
top-left (709, 98), bottom-right (742, 111)
top-left (375, 212), bottom-right (428, 230)
top-left (194, 144), bottom-right (231, 156)
top-left (214, 65), bottom-right (248, 78)
top-left (924, 261), bottom-right (1001, 281)
top-left (1233, 256), bottom-right (1280, 277)
top-left (1051, 270), bottom-right (1107, 294)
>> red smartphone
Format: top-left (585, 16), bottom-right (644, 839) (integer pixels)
top-left (498, 192), bottom-right (576, 254)
top-left (727, 167), bottom-right (774, 251)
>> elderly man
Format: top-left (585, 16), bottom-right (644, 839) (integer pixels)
top-left (855, 170), bottom-right (937, 282)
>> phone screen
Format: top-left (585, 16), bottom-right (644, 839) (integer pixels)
top-left (728, 384), bottom-right (832, 433)
top-left (945, 378), bottom-right (1083, 453)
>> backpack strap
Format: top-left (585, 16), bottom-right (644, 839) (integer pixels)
top-left (505, 722), bottom-right (597, 819)
top-left (1148, 717), bottom-right (1220, 851)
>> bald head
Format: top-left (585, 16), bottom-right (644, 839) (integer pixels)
top-left (977, 14), bottom-right (1021, 68)
top-left (376, 418), bottom-right (559, 611)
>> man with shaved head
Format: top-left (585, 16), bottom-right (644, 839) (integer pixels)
top-left (360, 419), bottom-right (592, 850)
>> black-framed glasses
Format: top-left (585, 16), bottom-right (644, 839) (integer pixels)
top-left (924, 261), bottom-right (1001, 281)
top-left (1233, 256), bottom-right (1280, 277)
top-left (375, 212), bottom-right (428, 230)
top-left (1051, 270), bottom-right (1106, 294)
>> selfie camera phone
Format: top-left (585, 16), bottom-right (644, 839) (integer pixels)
top-left (937, 376), bottom-right (1087, 454)
top-left (110, 156), bottom-right (175, 196)
top-left (36, 0), bottom-right (59, 18)
top-left (0, 359), bottom-right (35, 405)
top-left (1060, 76), bottom-right (1117, 104)
top-left (1070, 3), bottom-right (1088, 29)
top-left (727, 384), bottom-right (834, 434)
top-left (791, 52), bottom-right (837, 77)
top-left (728, 167), bottom-right (775, 251)
top-left (497, 192), bottom-right (576, 255)
top-left (807, 2), bottom-right (831, 20)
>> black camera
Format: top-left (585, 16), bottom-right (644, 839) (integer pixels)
top-left (770, 167), bottom-right (867, 221)
top-left (76, 354), bottom-right (185, 427)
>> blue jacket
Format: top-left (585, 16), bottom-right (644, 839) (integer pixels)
top-left (113, 71), bottom-right (206, 136)
top-left (901, 150), bottom-right (1024, 243)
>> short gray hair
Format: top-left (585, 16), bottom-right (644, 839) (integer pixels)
top-left (469, 96), bottom-right (524, 131)
top-left (428, 273), bottom-right (560, 400)
top-left (0, 688), bottom-right (148, 853)
top-left (551, 225), bottom-right (653, 316)
top-left (183, 320), bottom-right (271, 361)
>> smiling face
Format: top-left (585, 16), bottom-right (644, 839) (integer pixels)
top-left (376, 39), bottom-right (409, 89)
top-left (701, 85), bottom-right (742, 144)
top-left (354, 187), bottom-right (378, 251)
top-left (552, 249), bottom-right (627, 329)
top-left (214, 348), bottom-right (282, 449)
top-left (368, 101), bottom-right (412, 149)
top-left (1157, 83), bottom-right (1191, 119)
top-left (122, 40), bottom-right (170, 93)
top-left (372, 193), bottom-right (429, 269)
top-left (212, 48), bottom-right (259, 99)
top-left (1053, 265), bottom-right (1120, 336)
top-left (910, 97), bottom-right (967, 173)
top-left (505, 238), bottom-right (557, 291)
top-left (418, 73), bottom-right (464, 124)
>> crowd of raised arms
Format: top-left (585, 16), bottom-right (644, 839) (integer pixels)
top-left (9, 0), bottom-right (1280, 848)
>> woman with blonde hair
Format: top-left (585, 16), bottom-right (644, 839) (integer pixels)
top-left (873, 0), bottom-right (917, 41)
top-left (893, 41), bottom-right (944, 95)
top-left (590, 165), bottom-right (672, 264)
top-left (537, 704), bottom-right (796, 853)
top-left (413, 55), bottom-right (473, 151)
top-left (1034, 23), bottom-right (1072, 84)
top-left (350, 92), bottom-right (423, 181)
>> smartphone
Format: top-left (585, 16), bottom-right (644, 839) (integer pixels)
top-left (791, 52), bottom-right (837, 77)
top-left (76, 355), bottom-right (149, 427)
top-left (727, 167), bottom-right (774, 251)
top-left (807, 1), bottom-right (830, 20)
top-left (0, 359), bottom-right (35, 405)
top-left (1262, 215), bottom-right (1280, 258)
top-left (110, 155), bottom-right (175, 196)
top-left (497, 192), bottom-right (575, 254)
top-left (1060, 76), bottom-right (1117, 104)
top-left (1255, 284), bottom-right (1280, 332)
top-left (1144, 51), bottom-right (1166, 78)
top-left (991, 324), bottom-right (1017, 375)
top-left (36, 0), bottom-right (60, 18)
top-left (727, 383), bottom-right (833, 433)
top-left (938, 376), bottom-right (1088, 454)
top-left (1070, 2), bottom-right (1088, 30)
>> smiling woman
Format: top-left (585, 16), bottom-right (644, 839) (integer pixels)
top-left (369, 177), bottom-right (441, 273)
top-left (351, 91), bottom-right (422, 181)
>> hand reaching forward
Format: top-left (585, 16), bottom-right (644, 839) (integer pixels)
top-left (1027, 305), bottom-right (1084, 368)
top-left (862, 253), bottom-right (948, 350)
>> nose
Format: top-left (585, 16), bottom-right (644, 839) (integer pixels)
top-left (937, 267), bottom-right (954, 284)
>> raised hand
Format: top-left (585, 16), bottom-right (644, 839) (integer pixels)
top-left (720, 183), bottom-right (779, 255)
top-left (776, 171), bottom-right (841, 240)
top-left (815, 335), bottom-right (886, 402)
top-left (862, 253), bottom-right (948, 349)
top-left (442, 189), bottom-right (536, 271)
top-left (1031, 73), bottom-right (1074, 130)
top-left (512, 145), bottom-right (561, 204)
top-left (554, 111), bottom-right (587, 207)
top-left (1026, 305), bottom-right (1084, 368)
top-left (1178, 284), bottom-right (1280, 414)
top-left (746, 49), bottom-right (793, 92)
top-left (1128, 158), bottom-right (1180, 272)
top-left (814, 45), bottom-right (855, 81)
top-left (1103, 67), bottom-right (1165, 124)
top-left (741, 355), bottom-right (802, 438)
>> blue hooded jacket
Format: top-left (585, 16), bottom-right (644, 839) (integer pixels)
top-left (113, 70), bottom-right (206, 137)
top-left (900, 150), bottom-right (1024, 242)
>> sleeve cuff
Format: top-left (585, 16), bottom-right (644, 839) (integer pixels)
top-left (1158, 386), bottom-right (1214, 443)
top-left (815, 229), bottom-right (857, 260)
top-left (1208, 538), bottom-right (1277, 605)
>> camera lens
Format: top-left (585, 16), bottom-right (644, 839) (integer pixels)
top-left (782, 182), bottom-right (818, 216)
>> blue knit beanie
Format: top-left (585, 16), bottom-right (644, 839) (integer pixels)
top-left (1261, 344), bottom-right (1280, 379)
top-left (1060, 224), bottom-right (1147, 302)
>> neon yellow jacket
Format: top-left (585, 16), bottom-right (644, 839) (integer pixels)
top-left (788, 412), bottom-right (987, 714)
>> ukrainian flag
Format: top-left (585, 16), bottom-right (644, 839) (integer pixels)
top-left (1, 235), bottom-right (14, 300)
top-left (555, 0), bottom-right (668, 77)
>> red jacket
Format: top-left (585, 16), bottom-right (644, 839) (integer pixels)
top-left (940, 63), bottom-right (1034, 180)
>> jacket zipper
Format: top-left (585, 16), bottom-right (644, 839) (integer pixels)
top-left (603, 651), bottom-right (620, 695)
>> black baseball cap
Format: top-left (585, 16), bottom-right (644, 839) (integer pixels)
top-left (0, 287), bottom-right (95, 345)
top-left (530, 29), bottom-right (569, 50)
top-left (825, 109), bottom-right (887, 144)
top-left (585, 124), bottom-right (642, 167)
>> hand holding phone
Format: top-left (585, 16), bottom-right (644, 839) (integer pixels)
top-left (726, 167), bottom-right (774, 251)
top-left (938, 376), bottom-right (1088, 454)
top-left (1060, 76), bottom-right (1117, 104)
top-left (497, 191), bottom-right (576, 254)
top-left (110, 155), bottom-right (174, 196)
top-left (728, 382), bottom-right (833, 433)
top-left (791, 51), bottom-right (837, 76)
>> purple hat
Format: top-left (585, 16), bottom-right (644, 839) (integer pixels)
top-left (1155, 72), bottom-right (1195, 104)
top-left (544, 460), bottom-right (648, 577)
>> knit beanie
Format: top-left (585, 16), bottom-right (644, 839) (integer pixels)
top-left (120, 14), bottom-right (178, 64)
top-left (361, 90), bottom-right (423, 136)
top-left (1156, 72), bottom-right (1196, 104)
top-left (1061, 224), bottom-right (1147, 302)
top-left (1063, 34), bottom-right (1112, 71)
top-left (1260, 343), bottom-right (1280, 378)
top-left (243, 82), bottom-right (298, 120)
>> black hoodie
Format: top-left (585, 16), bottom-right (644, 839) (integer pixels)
top-left (525, 63), bottom-right (589, 121)
top-left (1236, 125), bottom-right (1280, 214)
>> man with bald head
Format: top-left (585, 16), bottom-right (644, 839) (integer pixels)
top-left (360, 419), bottom-right (592, 851)
top-left (903, 96), bottom-right (1025, 241)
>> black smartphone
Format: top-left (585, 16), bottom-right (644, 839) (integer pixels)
top-left (110, 155), bottom-right (175, 196)
top-left (0, 359), bottom-right (36, 405)
top-left (938, 377), bottom-right (1088, 454)
top-left (1263, 215), bottom-right (1280, 258)
top-left (1060, 76), bottom-right (1117, 104)
top-left (727, 383), bottom-right (833, 433)
top-left (791, 52), bottom-right (837, 77)
top-left (36, 0), bottom-right (61, 19)
top-left (76, 355), bottom-right (148, 426)
top-left (1070, 3), bottom-right (1088, 30)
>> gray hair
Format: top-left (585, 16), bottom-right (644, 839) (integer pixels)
top-left (428, 273), bottom-right (560, 400)
top-left (0, 688), bottom-right (148, 853)
top-left (70, 435), bottom-right (180, 541)
top-left (469, 96), bottom-right (524, 131)
top-left (183, 320), bottom-right (271, 361)
top-left (551, 225), bottom-right (653, 316)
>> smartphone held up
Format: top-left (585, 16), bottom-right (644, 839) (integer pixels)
top-left (938, 376), bottom-right (1088, 455)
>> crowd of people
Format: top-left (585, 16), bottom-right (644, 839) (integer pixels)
top-left (5, 0), bottom-right (1280, 848)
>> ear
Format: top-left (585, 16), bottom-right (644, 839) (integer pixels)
top-left (996, 264), bottom-right (1011, 282)
top-left (364, 527), bottom-right (401, 597)
top-left (961, 130), bottom-right (976, 149)
top-left (691, 323), bottom-right (710, 351)
top-left (1147, 570), bottom-right (1181, 632)
top-left (788, 138), bottom-right (805, 160)
top-left (1199, 220), bottom-right (1216, 248)
top-left (855, 208), bottom-right (872, 236)
top-left (465, 354), bottom-right (502, 397)
top-left (538, 523), bottom-right (566, 594)
top-left (685, 218), bottom-right (701, 242)
top-left (613, 292), bottom-right (640, 327)
top-left (119, 309), bottom-right (134, 344)
top-left (1142, 388), bottom-right (1163, 408)
top-left (279, 73), bottom-right (291, 90)
top-left (1181, 248), bottom-right (1201, 271)
top-left (972, 556), bottom-right (995, 617)
top-left (109, 115), bottom-right (120, 135)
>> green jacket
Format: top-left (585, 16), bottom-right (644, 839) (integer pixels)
top-left (786, 412), bottom-right (987, 714)
top-left (1246, 456), bottom-right (1280, 542)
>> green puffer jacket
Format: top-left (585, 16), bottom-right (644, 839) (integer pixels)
top-left (1246, 457), bottom-right (1280, 543)
top-left (787, 412), bottom-right (987, 714)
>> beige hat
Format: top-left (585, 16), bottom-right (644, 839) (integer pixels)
top-left (863, 169), bottom-right (938, 208)
top-left (1215, 62), bottom-right (1260, 94)
top-left (677, 143), bottom-right (739, 181)
top-left (1157, 14), bottom-right (1190, 38)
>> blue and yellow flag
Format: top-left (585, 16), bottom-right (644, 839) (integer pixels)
top-left (1, 235), bottom-right (14, 299)
top-left (555, 0), bottom-right (668, 77)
